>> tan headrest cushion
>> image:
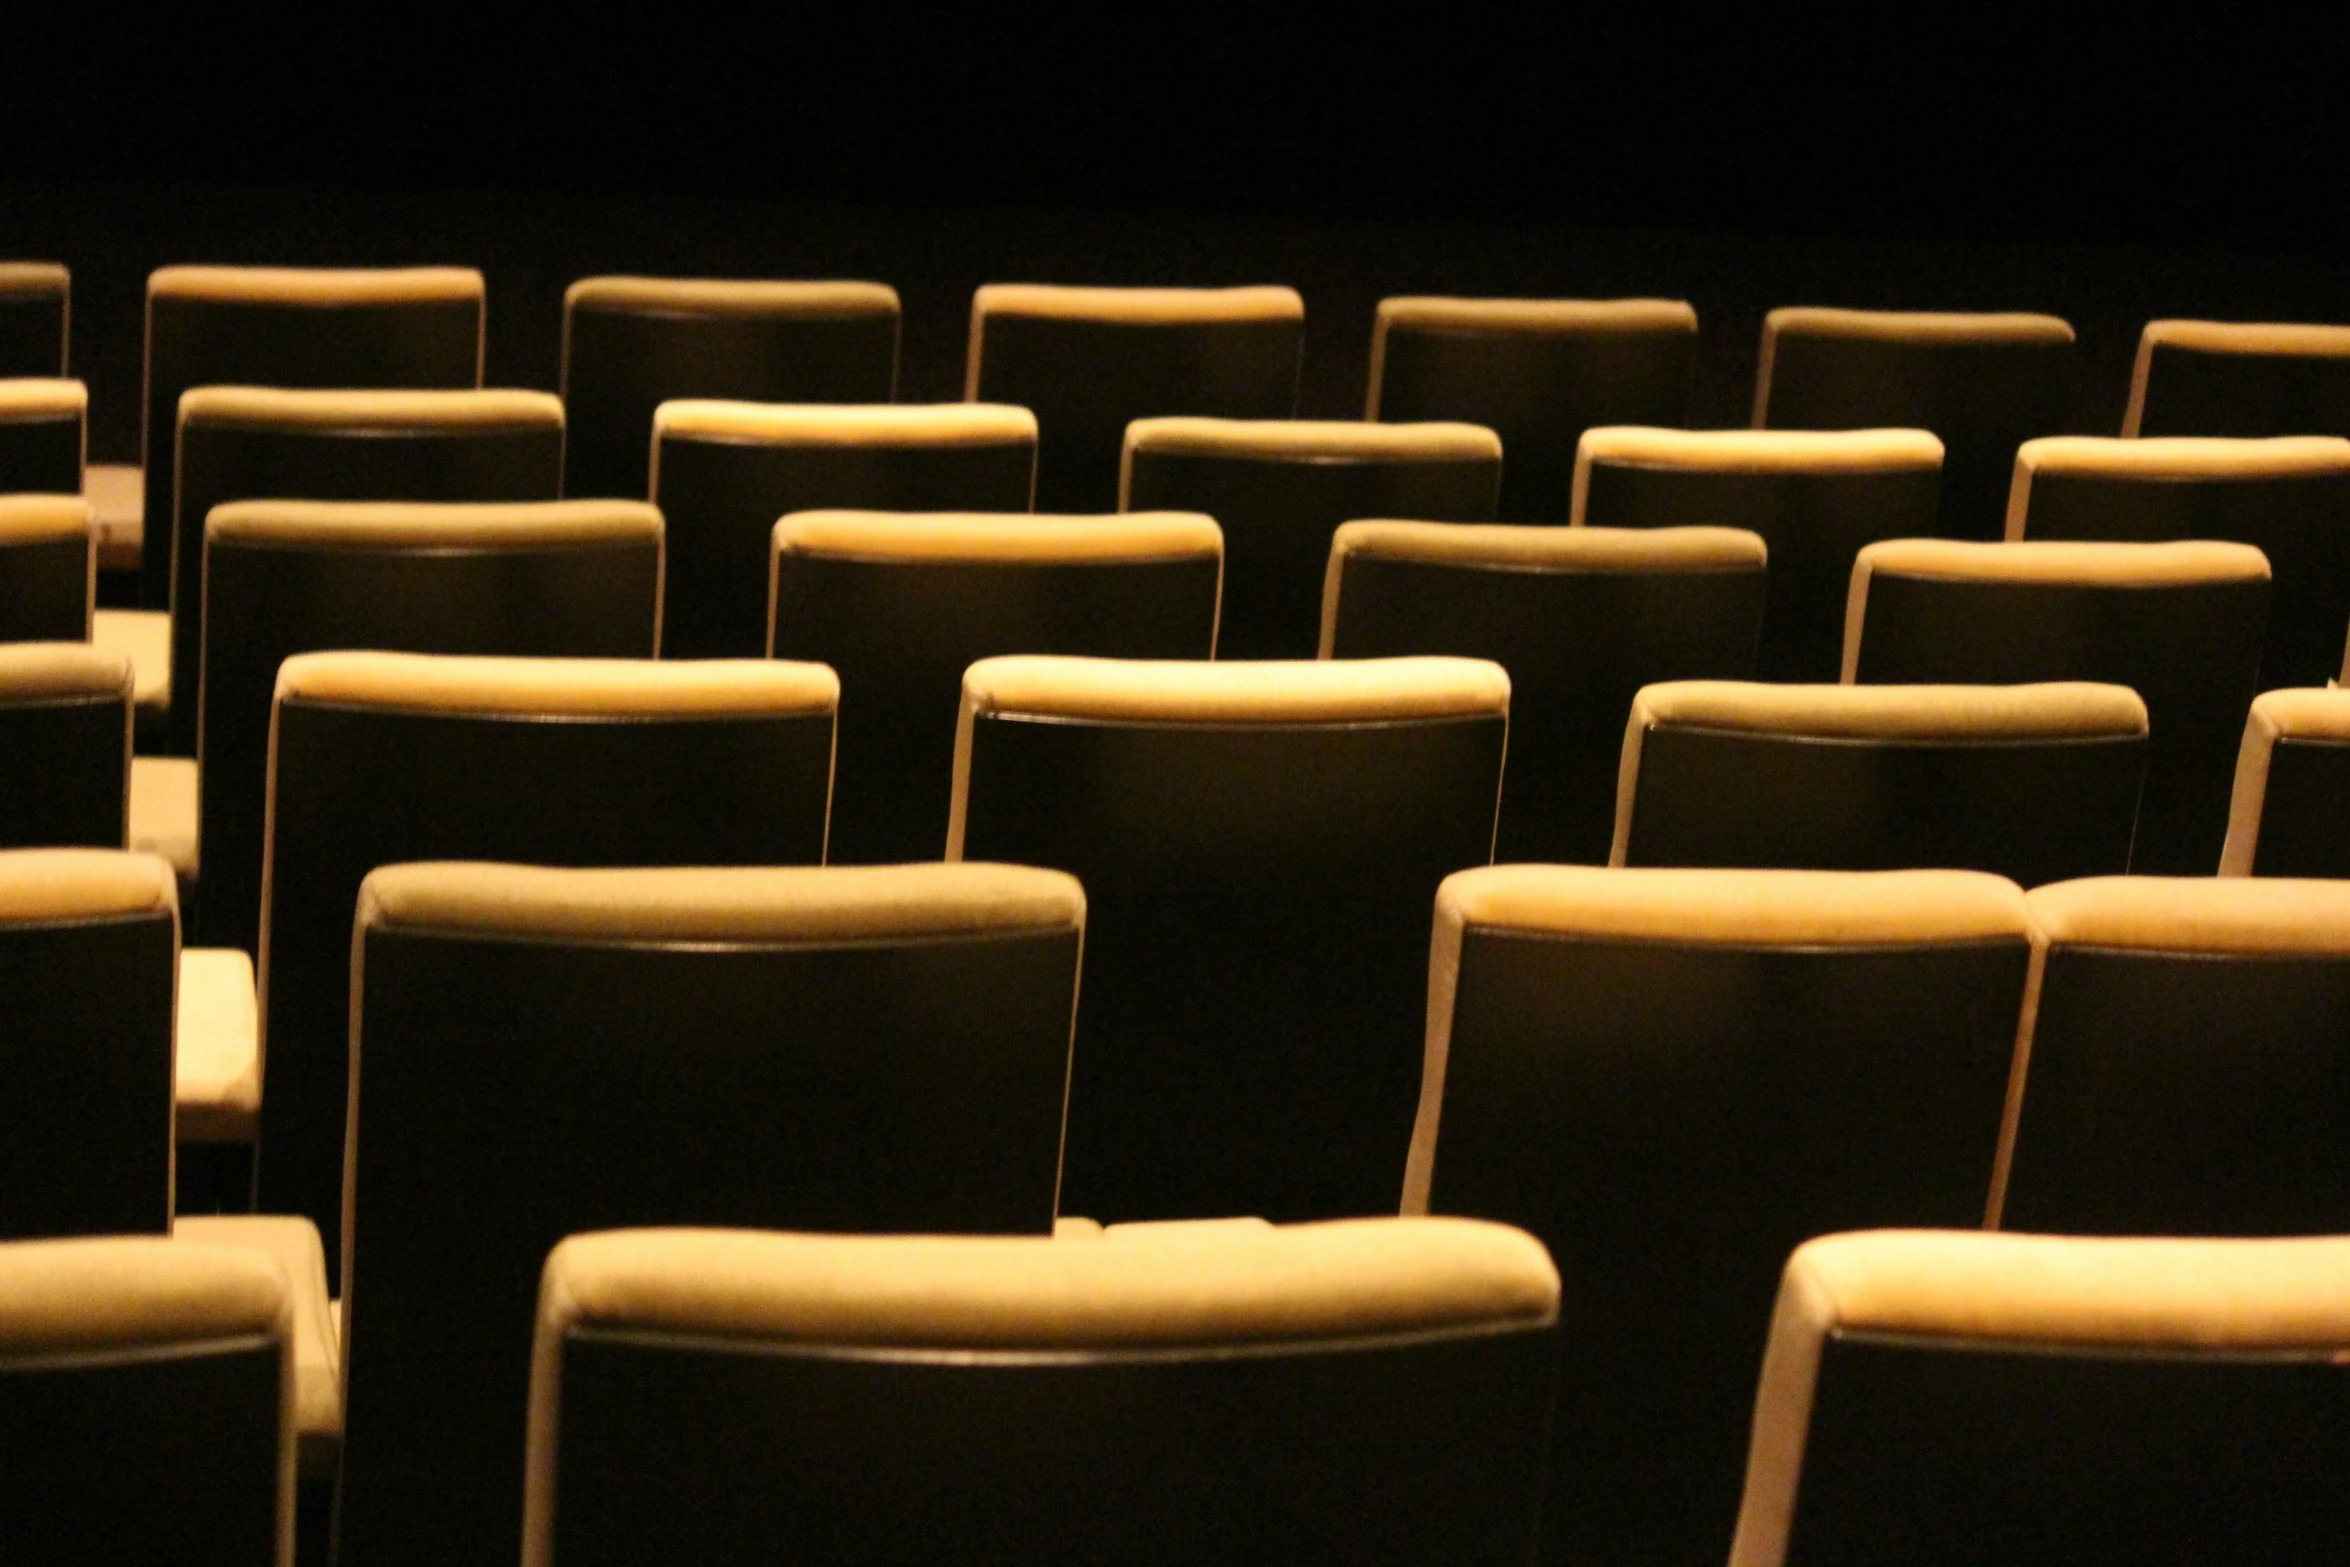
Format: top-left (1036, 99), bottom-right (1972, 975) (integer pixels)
top-left (962, 654), bottom-right (1510, 725)
top-left (1439, 864), bottom-right (2029, 947)
top-left (0, 640), bottom-right (132, 702)
top-left (1763, 307), bottom-right (2076, 346)
top-left (1375, 297), bottom-right (1697, 336)
top-left (0, 262), bottom-right (70, 298)
top-left (565, 277), bottom-right (899, 318)
top-left (1124, 417), bottom-right (1499, 465)
top-left (2027, 875), bottom-right (2350, 957)
top-left (1578, 425), bottom-right (1945, 476)
top-left (2239, 686), bottom-right (2350, 744)
top-left (0, 494), bottom-right (93, 546)
top-left (0, 377), bottom-right (86, 422)
top-left (972, 284), bottom-right (1304, 326)
top-left (2017, 435), bottom-right (2350, 482)
top-left (655, 401), bottom-right (1035, 448)
top-left (0, 1237), bottom-right (289, 1355)
top-left (178, 386), bottom-right (560, 433)
top-left (536, 1217), bottom-right (1557, 1352)
top-left (149, 265), bottom-right (484, 306)
top-left (358, 861), bottom-right (1084, 945)
top-left (1631, 679), bottom-right (2147, 741)
top-left (0, 849), bottom-right (176, 925)
top-left (2139, 320), bottom-right (2350, 359)
top-left (1853, 537), bottom-right (2270, 588)
top-left (775, 510), bottom-right (1221, 564)
top-left (277, 652), bottom-right (837, 719)
top-left (207, 499), bottom-right (661, 550)
top-left (1330, 520), bottom-right (1766, 574)
top-left (2219, 689), bottom-right (2350, 875)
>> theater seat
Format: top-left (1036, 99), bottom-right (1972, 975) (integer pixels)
top-left (0, 494), bottom-right (92, 643)
top-left (1614, 680), bottom-right (2147, 884)
top-left (0, 376), bottom-right (83, 495)
top-left (1728, 1230), bottom-right (2350, 1567)
top-left (0, 641), bottom-right (128, 850)
top-left (2223, 688), bottom-right (2350, 876)
top-left (523, 1217), bottom-right (1560, 1567)
top-left (2125, 319), bottom-right (2350, 439)
top-left (0, 262), bottom-right (69, 376)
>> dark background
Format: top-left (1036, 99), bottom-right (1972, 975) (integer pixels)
top-left (5, 13), bottom-right (2343, 478)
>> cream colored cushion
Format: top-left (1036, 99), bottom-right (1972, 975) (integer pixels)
top-left (0, 848), bottom-right (173, 923)
top-left (276, 652), bottom-right (837, 719)
top-left (0, 262), bottom-right (71, 300)
top-left (173, 1214), bottom-right (340, 1474)
top-left (2221, 689), bottom-right (2350, 873)
top-left (0, 376), bottom-right (86, 424)
top-left (774, 510), bottom-right (1222, 564)
top-left (129, 757), bottom-right (198, 878)
top-left (1368, 299), bottom-right (1698, 416)
top-left (149, 264), bottom-right (483, 307)
top-left (0, 1233), bottom-right (288, 1352)
top-left (176, 946), bottom-right (258, 1144)
top-left (1572, 427), bottom-right (1943, 526)
top-left (1756, 310), bottom-right (2074, 428)
top-left (83, 462), bottom-right (144, 570)
top-left (2027, 874), bottom-right (2350, 958)
top-left (654, 400), bottom-right (1034, 449)
top-left (966, 285), bottom-right (1305, 397)
top-left (0, 638), bottom-right (130, 702)
top-left (1120, 418), bottom-right (1499, 509)
top-left (2125, 321), bottom-right (2350, 437)
top-left (0, 493), bottom-right (90, 544)
top-left (565, 277), bottom-right (899, 318)
top-left (960, 654), bottom-right (1510, 726)
top-left (205, 499), bottom-right (660, 552)
top-left (92, 609), bottom-right (170, 709)
top-left (178, 386), bottom-right (559, 434)
top-left (2006, 435), bottom-right (2350, 537)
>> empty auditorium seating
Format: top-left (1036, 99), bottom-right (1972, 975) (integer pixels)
top-left (1997, 876), bottom-right (2350, 1235)
top-left (770, 509), bottom-right (1220, 862)
top-left (0, 642), bottom-right (128, 850)
top-left (1322, 521), bottom-right (1767, 862)
top-left (1846, 538), bottom-right (2271, 873)
top-left (0, 1236), bottom-right (292, 1563)
top-left (1408, 865), bottom-right (2028, 1567)
top-left (1122, 417), bottom-right (1501, 658)
top-left (1755, 307), bottom-right (2076, 538)
top-left (165, 385), bottom-right (565, 753)
top-left (560, 277), bottom-right (901, 501)
top-left (523, 1218), bottom-right (1560, 1567)
top-left (2223, 688), bottom-right (2350, 876)
top-left (1574, 427), bottom-right (1945, 681)
top-left (2125, 319), bottom-right (2350, 438)
top-left (1367, 296), bottom-right (1699, 521)
top-left (0, 262), bottom-right (69, 376)
top-left (950, 655), bottom-right (1508, 1222)
top-left (257, 651), bottom-right (839, 1277)
top-left (191, 499), bottom-right (662, 952)
top-left (1728, 1230), bottom-right (2350, 1566)
top-left (0, 495), bottom-right (92, 642)
top-left (0, 376), bottom-right (83, 493)
top-left (652, 401), bottom-right (1038, 657)
top-left (967, 284), bottom-right (1304, 511)
top-left (338, 860), bottom-right (1085, 1567)
top-left (2008, 434), bottom-right (2350, 689)
top-left (138, 265), bottom-right (486, 605)
top-left (1614, 680), bottom-right (2147, 884)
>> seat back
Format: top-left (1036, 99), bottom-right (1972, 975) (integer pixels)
top-left (770, 509), bottom-right (1221, 863)
top-left (968, 285), bottom-right (1304, 511)
top-left (170, 386), bottom-right (566, 751)
top-left (1412, 865), bottom-right (2028, 1567)
top-left (2223, 688), bottom-right (2350, 876)
top-left (142, 266), bottom-right (485, 607)
top-left (0, 495), bottom-right (94, 643)
top-left (0, 262), bottom-right (69, 376)
top-left (950, 655), bottom-right (1508, 1222)
top-left (0, 1236), bottom-right (293, 1564)
top-left (1574, 427), bottom-right (1945, 681)
top-left (340, 860), bottom-right (1086, 1567)
top-left (0, 377), bottom-right (83, 496)
top-left (1847, 538), bottom-right (2271, 873)
top-left (1998, 876), bottom-right (2350, 1235)
top-left (2126, 319), bottom-right (2350, 439)
top-left (524, 1218), bottom-right (1559, 1567)
top-left (1614, 680), bottom-right (2148, 885)
top-left (1729, 1230), bottom-right (2350, 1567)
top-left (1368, 297), bottom-right (1698, 521)
top-left (260, 652), bottom-right (840, 1280)
top-left (197, 499), bottom-right (662, 951)
top-left (652, 401), bottom-right (1037, 657)
top-left (0, 851), bottom-right (177, 1236)
top-left (1122, 417), bottom-right (1500, 658)
top-left (2009, 434), bottom-right (2350, 689)
top-left (0, 642), bottom-right (129, 849)
top-left (560, 278), bottom-right (901, 501)
top-left (1323, 521), bottom-right (1767, 862)
top-left (1755, 308), bottom-right (2076, 538)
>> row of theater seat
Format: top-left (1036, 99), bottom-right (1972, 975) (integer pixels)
top-left (10, 849), bottom-right (2350, 1563)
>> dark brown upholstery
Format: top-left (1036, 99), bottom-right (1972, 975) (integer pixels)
top-left (1322, 521), bottom-right (1766, 863)
top-left (522, 1219), bottom-right (1561, 1567)
top-left (1411, 865), bottom-right (2029, 1567)
top-left (195, 500), bottom-right (661, 953)
top-left (0, 642), bottom-right (129, 851)
top-left (1575, 427), bottom-right (1945, 682)
top-left (1755, 308), bottom-right (2077, 539)
top-left (2125, 320), bottom-right (2350, 439)
top-left (967, 285), bottom-right (1304, 512)
top-left (559, 278), bottom-right (901, 501)
top-left (0, 263), bottom-right (70, 377)
top-left (1729, 1231), bottom-right (2350, 1567)
top-left (769, 510), bottom-right (1220, 863)
top-left (1368, 297), bottom-right (1698, 521)
top-left (1121, 418), bottom-right (1500, 658)
top-left (0, 377), bottom-right (83, 497)
top-left (168, 385), bottom-right (565, 753)
top-left (1997, 877), bottom-right (2350, 1236)
top-left (652, 402), bottom-right (1037, 658)
top-left (259, 653), bottom-right (838, 1286)
top-left (1847, 539), bottom-right (2272, 873)
top-left (2010, 435), bottom-right (2350, 690)
top-left (140, 266), bottom-right (485, 608)
top-left (338, 860), bottom-right (1086, 1567)
top-left (950, 655), bottom-right (1509, 1222)
top-left (2223, 689), bottom-right (2350, 877)
top-left (0, 495), bottom-right (93, 644)
top-left (1614, 680), bottom-right (2148, 886)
